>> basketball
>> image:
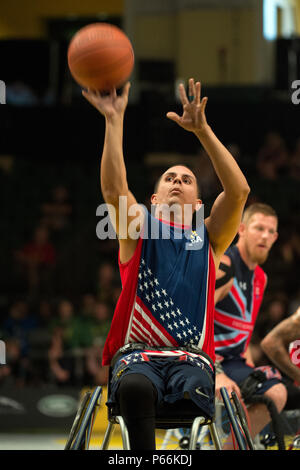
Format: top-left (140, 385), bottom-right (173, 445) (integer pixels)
top-left (67, 23), bottom-right (134, 91)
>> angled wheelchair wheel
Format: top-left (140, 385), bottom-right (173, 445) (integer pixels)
top-left (231, 391), bottom-right (255, 450)
top-left (220, 387), bottom-right (247, 450)
top-left (65, 386), bottom-right (102, 450)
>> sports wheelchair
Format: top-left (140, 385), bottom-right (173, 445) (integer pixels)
top-left (64, 381), bottom-right (253, 450)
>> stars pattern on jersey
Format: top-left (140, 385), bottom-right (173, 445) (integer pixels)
top-left (127, 258), bottom-right (202, 348)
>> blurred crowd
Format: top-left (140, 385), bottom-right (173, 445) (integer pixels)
top-left (0, 128), bottom-right (300, 390)
top-left (0, 265), bottom-right (120, 389)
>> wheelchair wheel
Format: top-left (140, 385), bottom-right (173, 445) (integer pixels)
top-left (65, 386), bottom-right (102, 450)
top-left (220, 387), bottom-right (247, 450)
top-left (231, 391), bottom-right (255, 450)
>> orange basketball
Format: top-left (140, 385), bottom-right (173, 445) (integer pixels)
top-left (67, 23), bottom-right (134, 91)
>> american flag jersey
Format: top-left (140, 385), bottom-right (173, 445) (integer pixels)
top-left (102, 210), bottom-right (216, 366)
top-left (214, 245), bottom-right (267, 359)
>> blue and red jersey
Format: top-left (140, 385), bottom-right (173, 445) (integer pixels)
top-left (214, 245), bottom-right (267, 359)
top-left (102, 209), bottom-right (216, 366)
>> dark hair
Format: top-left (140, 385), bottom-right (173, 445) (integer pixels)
top-left (153, 164), bottom-right (201, 198)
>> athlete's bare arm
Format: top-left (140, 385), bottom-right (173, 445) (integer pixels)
top-left (82, 84), bottom-right (143, 263)
top-left (167, 79), bottom-right (250, 268)
top-left (261, 306), bottom-right (300, 384)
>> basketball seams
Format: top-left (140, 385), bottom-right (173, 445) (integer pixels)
top-left (68, 43), bottom-right (133, 68)
top-left (68, 23), bottom-right (134, 90)
top-left (71, 52), bottom-right (134, 88)
top-left (70, 49), bottom-right (133, 76)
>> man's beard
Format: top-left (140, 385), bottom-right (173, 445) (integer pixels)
top-left (248, 245), bottom-right (269, 265)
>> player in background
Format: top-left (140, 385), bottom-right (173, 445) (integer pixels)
top-left (214, 203), bottom-right (287, 446)
top-left (261, 306), bottom-right (300, 411)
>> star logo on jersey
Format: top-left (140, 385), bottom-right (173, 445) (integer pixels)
top-left (185, 230), bottom-right (203, 250)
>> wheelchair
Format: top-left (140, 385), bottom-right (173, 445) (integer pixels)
top-left (65, 378), bottom-right (254, 450)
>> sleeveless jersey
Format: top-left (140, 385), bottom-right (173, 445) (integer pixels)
top-left (214, 245), bottom-right (267, 359)
top-left (102, 209), bottom-right (216, 366)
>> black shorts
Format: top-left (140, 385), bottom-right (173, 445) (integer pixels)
top-left (108, 351), bottom-right (215, 419)
top-left (221, 357), bottom-right (283, 395)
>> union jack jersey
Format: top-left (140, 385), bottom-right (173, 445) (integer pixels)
top-left (214, 245), bottom-right (267, 359)
top-left (102, 209), bottom-right (216, 365)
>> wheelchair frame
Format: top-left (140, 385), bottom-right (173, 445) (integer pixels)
top-left (65, 385), bottom-right (252, 450)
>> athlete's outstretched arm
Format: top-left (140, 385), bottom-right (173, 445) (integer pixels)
top-left (261, 307), bottom-right (300, 384)
top-left (82, 84), bottom-right (143, 263)
top-left (167, 78), bottom-right (250, 265)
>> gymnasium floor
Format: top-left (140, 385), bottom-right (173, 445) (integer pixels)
top-left (0, 430), bottom-right (298, 450)
top-left (0, 430), bottom-right (179, 450)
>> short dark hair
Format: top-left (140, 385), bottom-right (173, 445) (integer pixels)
top-left (153, 164), bottom-right (201, 198)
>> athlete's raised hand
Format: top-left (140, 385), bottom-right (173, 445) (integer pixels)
top-left (167, 78), bottom-right (208, 134)
top-left (82, 82), bottom-right (130, 120)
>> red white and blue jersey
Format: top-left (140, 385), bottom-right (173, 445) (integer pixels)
top-left (102, 209), bottom-right (216, 365)
top-left (214, 245), bottom-right (267, 359)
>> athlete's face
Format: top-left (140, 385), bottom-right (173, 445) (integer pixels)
top-left (238, 213), bottom-right (278, 265)
top-left (151, 165), bottom-right (201, 214)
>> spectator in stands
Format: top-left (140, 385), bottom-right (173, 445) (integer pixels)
top-left (80, 293), bottom-right (97, 320)
top-left (95, 261), bottom-right (118, 307)
top-left (2, 300), bottom-right (37, 357)
top-left (1, 300), bottom-right (37, 386)
top-left (40, 184), bottom-right (73, 244)
top-left (82, 301), bottom-right (111, 386)
top-left (48, 298), bottom-right (104, 386)
top-left (27, 299), bottom-right (53, 385)
top-left (48, 299), bottom-right (81, 386)
top-left (289, 137), bottom-right (300, 181)
top-left (90, 301), bottom-right (111, 346)
top-left (256, 131), bottom-right (289, 180)
top-left (14, 224), bottom-right (56, 299)
top-left (85, 344), bottom-right (109, 386)
top-left (37, 299), bottom-right (53, 328)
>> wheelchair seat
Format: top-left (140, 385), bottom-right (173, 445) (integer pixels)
top-left (103, 388), bottom-right (221, 450)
